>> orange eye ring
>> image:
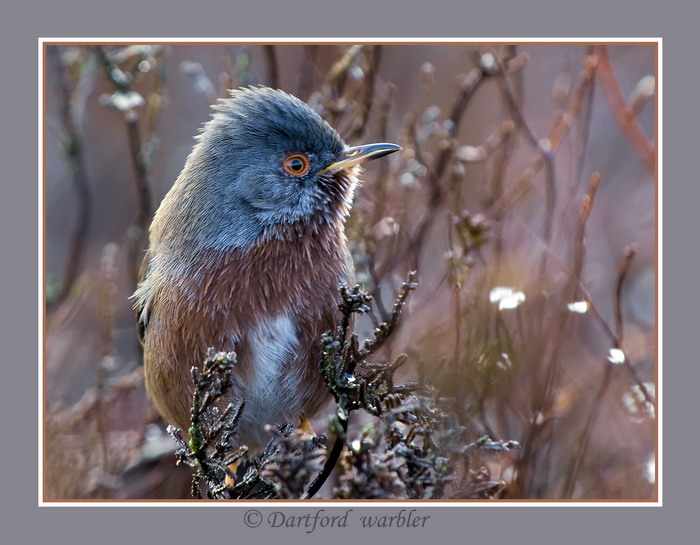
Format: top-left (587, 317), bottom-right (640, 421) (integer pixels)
top-left (282, 154), bottom-right (310, 176)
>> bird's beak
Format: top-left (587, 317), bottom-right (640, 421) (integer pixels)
top-left (320, 142), bottom-right (402, 175)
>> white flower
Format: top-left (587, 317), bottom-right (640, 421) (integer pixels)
top-left (489, 286), bottom-right (526, 310)
top-left (608, 348), bottom-right (626, 365)
top-left (567, 300), bottom-right (589, 314)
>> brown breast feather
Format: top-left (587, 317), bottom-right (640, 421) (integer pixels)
top-left (142, 216), bottom-right (352, 449)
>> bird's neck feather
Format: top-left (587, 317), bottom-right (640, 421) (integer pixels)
top-left (150, 168), bottom-right (357, 258)
top-left (152, 204), bottom-right (353, 312)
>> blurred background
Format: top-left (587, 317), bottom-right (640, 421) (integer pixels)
top-left (43, 42), bottom-right (657, 500)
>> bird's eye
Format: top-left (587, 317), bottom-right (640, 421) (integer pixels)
top-left (282, 154), bottom-right (310, 176)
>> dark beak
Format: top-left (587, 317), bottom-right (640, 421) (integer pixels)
top-left (320, 142), bottom-right (402, 175)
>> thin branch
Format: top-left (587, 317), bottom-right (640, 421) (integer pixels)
top-left (494, 49), bottom-right (557, 253)
top-left (454, 120), bottom-right (515, 164)
top-left (309, 273), bottom-right (419, 498)
top-left (124, 115), bottom-right (152, 232)
top-left (384, 66), bottom-right (486, 275)
top-left (614, 244), bottom-right (636, 344)
top-left (323, 45), bottom-right (365, 126)
top-left (541, 243), bottom-right (656, 410)
top-left (263, 45), bottom-right (279, 89)
top-left (382, 53), bottom-right (527, 278)
top-left (561, 244), bottom-right (638, 498)
top-left (516, 171), bottom-right (601, 495)
top-left (573, 45), bottom-right (598, 193)
top-left (560, 354), bottom-right (614, 499)
top-left (487, 53), bottom-right (598, 220)
top-left (485, 46), bottom-right (522, 269)
top-left (94, 46), bottom-right (153, 284)
top-left (572, 173), bottom-right (602, 294)
top-left (595, 45), bottom-right (655, 170)
top-left (300, 415), bottom-right (348, 499)
top-left (350, 45), bottom-right (382, 142)
top-left (46, 46), bottom-right (92, 309)
top-left (446, 216), bottom-right (462, 372)
top-left (297, 45), bottom-right (318, 99)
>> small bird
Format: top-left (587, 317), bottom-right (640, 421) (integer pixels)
top-left (133, 86), bottom-right (400, 451)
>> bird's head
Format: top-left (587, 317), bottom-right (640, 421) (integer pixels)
top-left (158, 86), bottom-right (400, 253)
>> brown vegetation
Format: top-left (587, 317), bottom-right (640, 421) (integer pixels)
top-left (44, 42), bottom-right (657, 500)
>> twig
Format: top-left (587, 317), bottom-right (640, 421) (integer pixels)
top-left (125, 114), bottom-right (152, 233)
top-left (573, 45), bottom-right (598, 192)
top-left (94, 46), bottom-right (153, 284)
top-left (297, 45), bottom-right (318, 99)
top-left (595, 45), bottom-right (655, 170)
top-left (614, 244), bottom-right (636, 344)
top-left (95, 243), bottom-right (119, 470)
top-left (323, 45), bottom-right (364, 126)
top-left (516, 171), bottom-right (601, 495)
top-left (487, 53), bottom-right (598, 220)
top-left (263, 45), bottom-right (279, 89)
top-left (537, 242), bottom-right (656, 410)
top-left (580, 244), bottom-right (653, 407)
top-left (326, 45), bottom-right (363, 96)
top-left (169, 350), bottom-right (255, 499)
top-left (572, 173), bottom-right (602, 292)
top-left (382, 53), bottom-right (527, 278)
top-left (300, 414), bottom-right (348, 499)
top-left (360, 272), bottom-right (418, 358)
top-left (485, 46), bottom-right (522, 269)
top-left (350, 45), bottom-right (382, 142)
top-left (307, 272), bottom-right (419, 498)
top-left (561, 244), bottom-right (638, 498)
top-left (446, 217), bottom-right (462, 372)
top-left (579, 284), bottom-right (655, 408)
top-left (493, 48), bottom-right (557, 256)
top-left (386, 66), bottom-right (486, 275)
top-left (46, 46), bottom-right (92, 309)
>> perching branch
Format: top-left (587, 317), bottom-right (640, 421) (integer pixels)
top-left (303, 271), bottom-right (419, 498)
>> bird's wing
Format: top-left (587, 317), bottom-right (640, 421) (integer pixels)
top-left (133, 250), bottom-right (152, 346)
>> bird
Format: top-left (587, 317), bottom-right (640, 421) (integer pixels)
top-left (132, 85), bottom-right (401, 453)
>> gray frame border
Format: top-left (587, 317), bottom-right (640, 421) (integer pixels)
top-left (3, 0), bottom-right (692, 543)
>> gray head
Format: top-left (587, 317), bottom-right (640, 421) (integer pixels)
top-left (150, 86), bottom-right (401, 256)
